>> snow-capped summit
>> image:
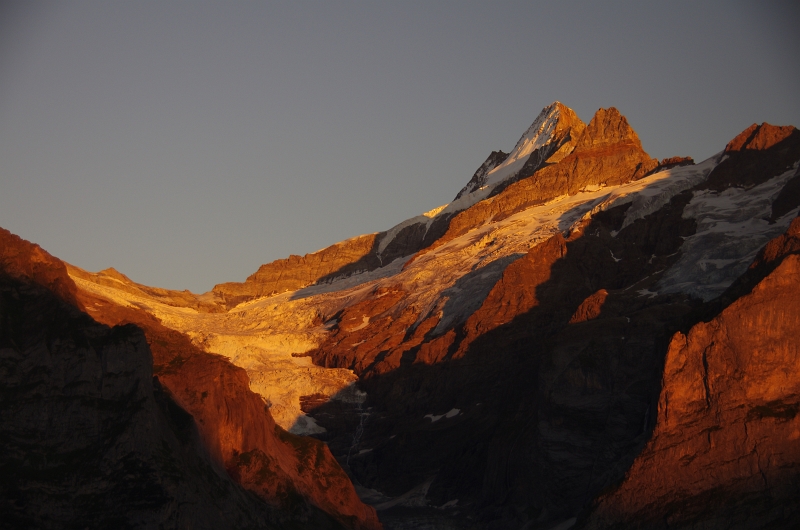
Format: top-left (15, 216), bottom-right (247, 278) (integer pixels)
top-left (455, 101), bottom-right (586, 199)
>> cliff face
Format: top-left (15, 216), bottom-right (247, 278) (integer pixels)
top-left (454, 149), bottom-right (509, 200)
top-left (706, 122), bottom-right (799, 192)
top-left (0, 229), bottom-right (380, 530)
top-left (208, 103), bottom-right (590, 310)
top-left (0, 228), bottom-right (81, 308)
top-left (285, 115), bottom-right (798, 528)
top-left (583, 233), bottom-right (800, 529)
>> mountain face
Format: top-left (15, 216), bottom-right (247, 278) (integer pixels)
top-left (583, 218), bottom-right (800, 530)
top-left (2, 102), bottom-right (799, 529)
top-left (455, 101), bottom-right (586, 199)
top-left (0, 229), bottom-right (380, 530)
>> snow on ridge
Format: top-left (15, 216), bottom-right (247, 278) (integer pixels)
top-left (377, 103), bottom-right (568, 256)
top-left (617, 154), bottom-right (720, 229)
top-left (657, 162), bottom-right (800, 301)
top-left (376, 186), bottom-right (494, 258)
top-left (482, 102), bottom-right (563, 189)
top-left (566, 155), bottom-right (719, 234)
top-left (377, 214), bottom-right (432, 256)
top-left (425, 408), bottom-right (461, 423)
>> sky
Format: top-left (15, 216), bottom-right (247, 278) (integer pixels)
top-left (1, 1), bottom-right (798, 293)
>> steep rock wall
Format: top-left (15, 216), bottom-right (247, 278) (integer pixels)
top-left (583, 251), bottom-right (800, 529)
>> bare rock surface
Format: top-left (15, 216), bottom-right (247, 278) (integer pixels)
top-left (411, 107), bottom-right (657, 261)
top-left (582, 245), bottom-right (800, 530)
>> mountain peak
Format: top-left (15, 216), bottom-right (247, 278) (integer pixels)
top-left (725, 122), bottom-right (797, 152)
top-left (455, 101), bottom-right (586, 199)
top-left (574, 106), bottom-right (644, 151)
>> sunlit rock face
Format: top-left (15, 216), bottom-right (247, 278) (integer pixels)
top-left (410, 106), bottom-right (658, 262)
top-left (70, 266), bottom-right (360, 436)
top-left (212, 233), bottom-right (382, 308)
top-left (455, 101), bottom-right (586, 199)
top-left (583, 226), bottom-right (800, 530)
top-left (12, 103), bottom-right (798, 529)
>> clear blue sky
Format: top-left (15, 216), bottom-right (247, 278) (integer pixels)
top-left (1, 1), bottom-right (798, 293)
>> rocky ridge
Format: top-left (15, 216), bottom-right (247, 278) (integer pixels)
top-left (208, 102), bottom-right (588, 309)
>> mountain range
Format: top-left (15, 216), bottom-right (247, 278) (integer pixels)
top-left (2, 102), bottom-right (799, 529)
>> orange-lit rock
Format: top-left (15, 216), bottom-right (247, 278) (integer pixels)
top-left (0, 227), bottom-right (81, 307)
top-left (458, 233), bottom-right (567, 346)
top-left (704, 122), bottom-right (800, 191)
top-left (0, 228), bottom-right (380, 530)
top-left (411, 107), bottom-right (657, 260)
top-left (213, 233), bottom-right (380, 308)
top-left (77, 291), bottom-right (382, 530)
top-left (583, 253), bottom-right (800, 529)
top-left (569, 289), bottom-right (609, 324)
top-left (725, 122), bottom-right (796, 152)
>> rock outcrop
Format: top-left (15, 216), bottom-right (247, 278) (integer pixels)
top-left (456, 102), bottom-right (587, 199)
top-left (645, 156), bottom-right (694, 176)
top-left (454, 150), bottom-right (509, 200)
top-left (293, 118), bottom-right (798, 528)
top-left (582, 226), bottom-right (800, 529)
top-left (76, 278), bottom-right (381, 530)
top-left (212, 233), bottom-right (382, 308)
top-left (68, 266), bottom-right (223, 312)
top-left (704, 122), bottom-right (800, 191)
top-left (209, 102), bottom-right (590, 310)
top-left (0, 228), bottom-right (81, 307)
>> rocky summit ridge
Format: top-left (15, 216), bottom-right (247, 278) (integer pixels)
top-left (455, 101), bottom-right (586, 199)
top-left (2, 102), bottom-right (799, 530)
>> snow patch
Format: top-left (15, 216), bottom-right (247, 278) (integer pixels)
top-left (351, 315), bottom-right (370, 331)
top-left (289, 414), bottom-right (326, 435)
top-left (425, 408), bottom-right (461, 423)
top-left (658, 164), bottom-right (800, 300)
top-left (548, 518), bottom-right (577, 530)
top-left (483, 102), bottom-right (564, 189)
top-left (373, 478), bottom-right (434, 510)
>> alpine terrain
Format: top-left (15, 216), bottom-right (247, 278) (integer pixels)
top-left (2, 102), bottom-right (799, 529)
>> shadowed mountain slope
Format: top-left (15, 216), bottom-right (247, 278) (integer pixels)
top-left (0, 228), bottom-right (380, 530)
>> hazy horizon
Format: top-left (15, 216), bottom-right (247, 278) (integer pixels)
top-left (2, 1), bottom-right (798, 292)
